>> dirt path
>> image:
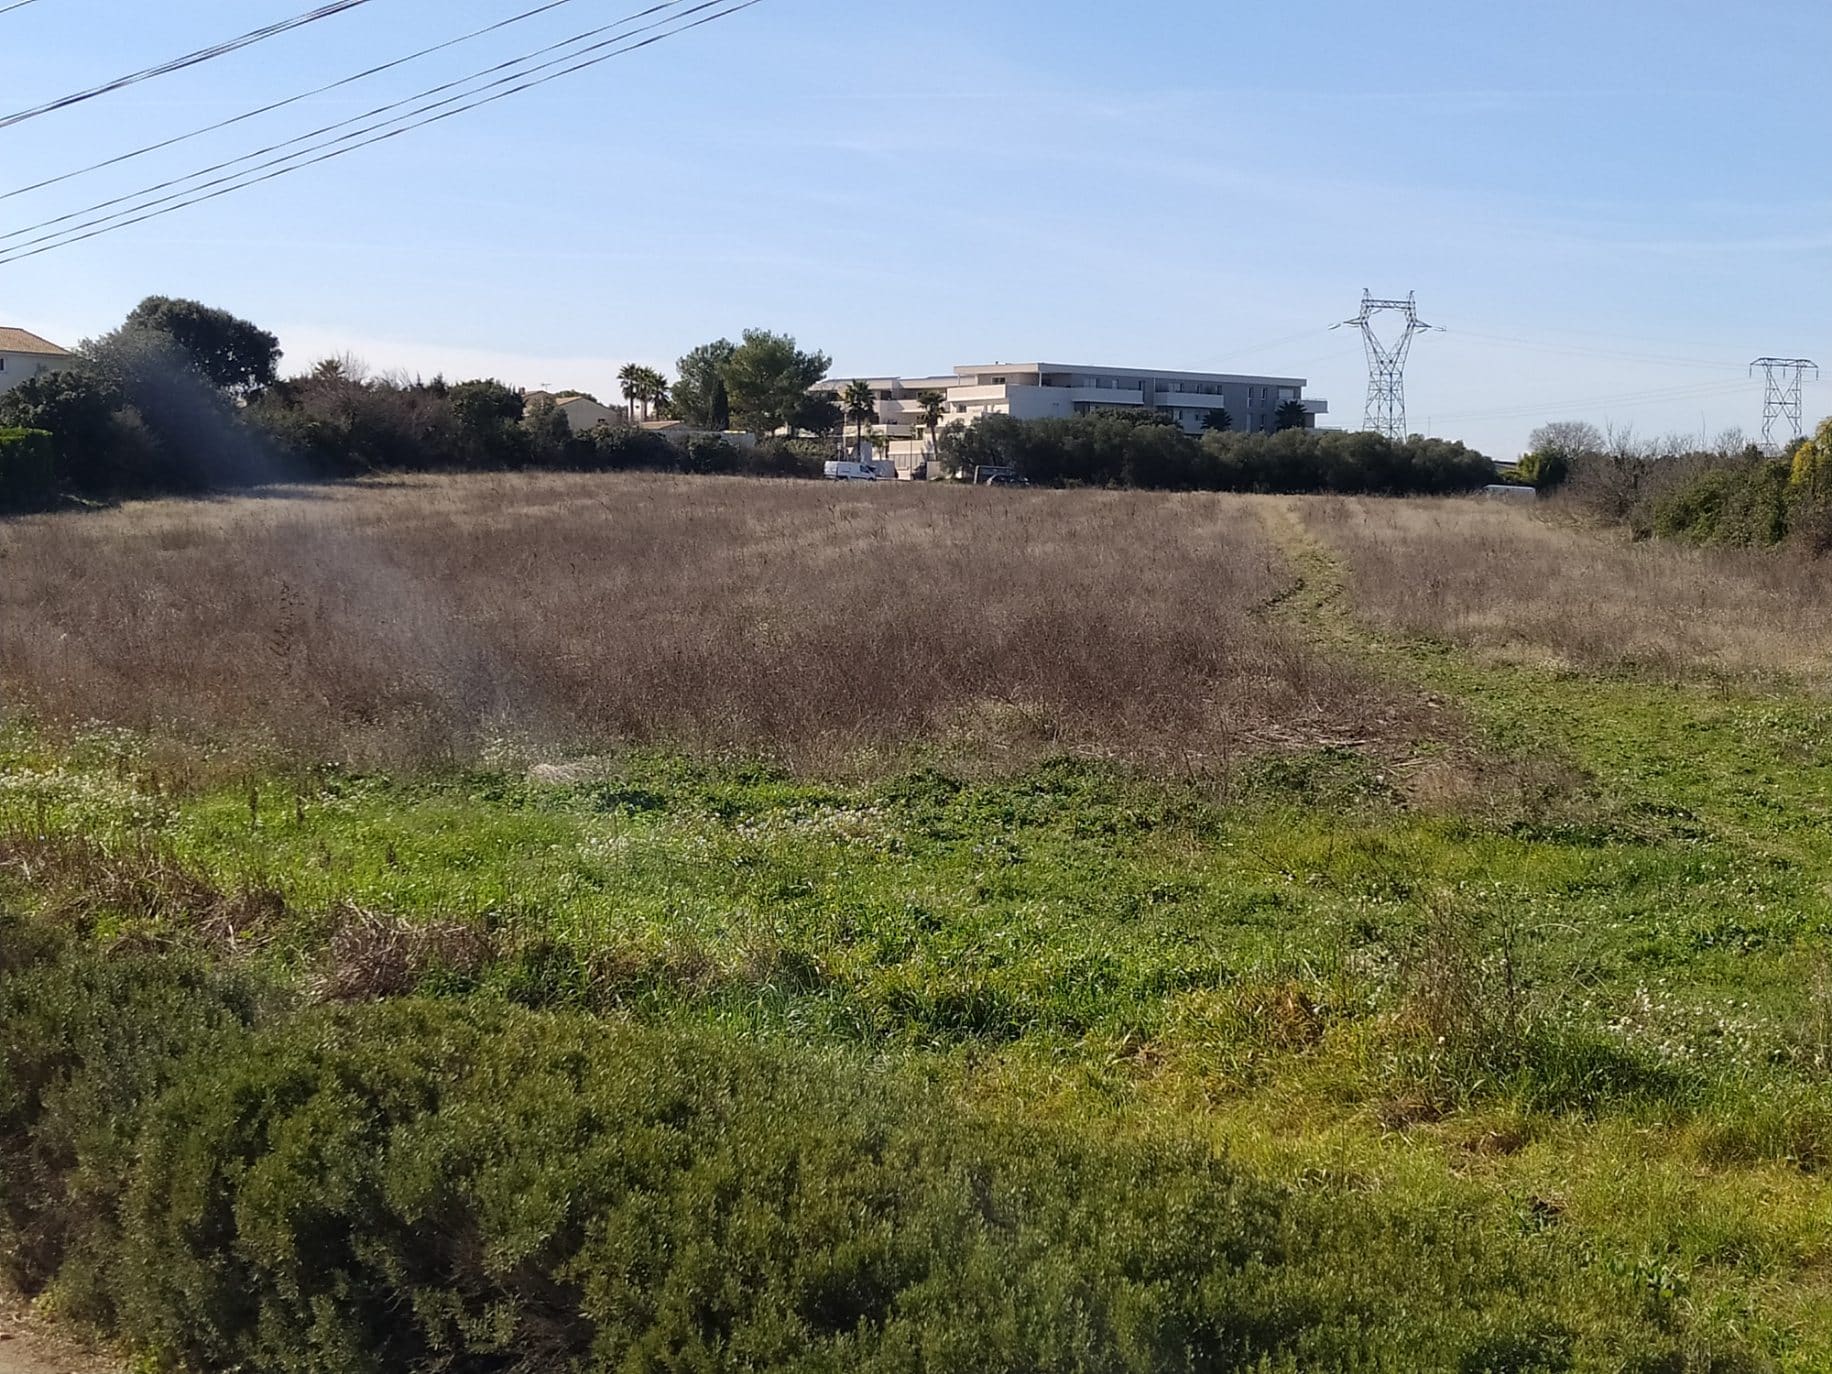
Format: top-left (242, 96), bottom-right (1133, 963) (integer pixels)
top-left (0, 1291), bottom-right (122, 1374)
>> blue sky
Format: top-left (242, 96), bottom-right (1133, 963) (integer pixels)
top-left (0, 0), bottom-right (1826, 456)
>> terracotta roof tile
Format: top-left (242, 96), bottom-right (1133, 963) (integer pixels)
top-left (0, 327), bottom-right (71, 355)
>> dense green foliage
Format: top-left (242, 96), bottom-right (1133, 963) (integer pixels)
top-left (939, 412), bottom-right (1495, 493)
top-left (721, 329), bottom-right (835, 439)
top-left (0, 427), bottom-right (55, 510)
top-left (0, 928), bottom-right (1758, 1372)
top-left (671, 339), bottom-right (738, 431)
top-left (0, 300), bottom-right (839, 503)
top-left (119, 296), bottom-right (280, 397)
top-left (1534, 416), bottom-right (1832, 555)
top-left (1651, 459), bottom-right (1795, 547)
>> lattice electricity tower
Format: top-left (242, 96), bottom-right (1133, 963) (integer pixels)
top-left (1335, 291), bottom-right (1438, 440)
top-left (1750, 357), bottom-right (1819, 453)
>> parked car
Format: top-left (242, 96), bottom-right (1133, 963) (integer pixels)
top-left (824, 460), bottom-right (890, 482)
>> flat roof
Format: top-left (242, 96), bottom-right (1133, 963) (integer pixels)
top-left (956, 363), bottom-right (1308, 386)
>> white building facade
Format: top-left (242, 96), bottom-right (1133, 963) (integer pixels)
top-left (819, 362), bottom-right (1325, 435)
top-left (0, 328), bottom-right (73, 398)
top-left (815, 361), bottom-right (1327, 476)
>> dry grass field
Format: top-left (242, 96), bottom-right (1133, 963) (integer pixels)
top-left (18, 479), bottom-right (1832, 1369)
top-left (1302, 495), bottom-right (1832, 682)
top-left (0, 474), bottom-right (1424, 771)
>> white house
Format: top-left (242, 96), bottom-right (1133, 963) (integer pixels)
top-left (0, 327), bottom-right (73, 397)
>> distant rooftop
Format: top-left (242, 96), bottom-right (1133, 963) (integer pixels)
top-left (0, 327), bottom-right (71, 356)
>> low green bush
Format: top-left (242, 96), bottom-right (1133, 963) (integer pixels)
top-left (121, 1001), bottom-right (1316, 1373)
top-left (0, 922), bottom-right (274, 1317)
top-left (0, 921), bottom-right (1759, 1371)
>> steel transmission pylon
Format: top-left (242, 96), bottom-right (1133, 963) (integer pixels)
top-left (1750, 357), bottom-right (1819, 453)
top-left (1334, 291), bottom-right (1437, 440)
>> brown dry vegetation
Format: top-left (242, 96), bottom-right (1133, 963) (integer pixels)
top-left (1302, 495), bottom-right (1832, 682)
top-left (0, 474), bottom-right (1424, 771)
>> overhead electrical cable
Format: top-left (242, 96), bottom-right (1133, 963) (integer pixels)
top-left (0, 0), bottom-right (765, 266)
top-left (0, 0), bottom-right (704, 246)
top-left (0, 0), bottom-right (45, 16)
top-left (0, 0), bottom-right (615, 202)
top-left (1428, 378), bottom-right (1754, 424)
top-left (0, 0), bottom-right (381, 130)
top-left (1446, 328), bottom-right (1747, 373)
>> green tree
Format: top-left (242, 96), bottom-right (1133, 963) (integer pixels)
top-left (792, 391), bottom-right (843, 440)
top-left (1789, 417), bottom-right (1832, 499)
top-left (121, 296), bottom-right (280, 396)
top-left (724, 329), bottom-right (832, 437)
top-left (81, 326), bottom-right (271, 490)
top-left (1275, 399), bottom-right (1310, 432)
top-left (638, 366), bottom-right (670, 421)
top-left (916, 389), bottom-right (947, 455)
top-left (449, 379), bottom-right (527, 467)
top-left (1522, 420), bottom-right (1602, 492)
top-left (1203, 408), bottom-right (1233, 434)
top-left (841, 380), bottom-right (877, 458)
top-left (671, 340), bottom-right (736, 431)
top-left (617, 363), bottom-right (644, 422)
top-left (523, 395), bottom-right (575, 462)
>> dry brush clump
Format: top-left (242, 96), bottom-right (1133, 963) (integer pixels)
top-left (1302, 495), bottom-right (1832, 682)
top-left (0, 474), bottom-right (1422, 771)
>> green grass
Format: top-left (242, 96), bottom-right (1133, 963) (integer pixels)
top-left (10, 514), bottom-right (1832, 1367)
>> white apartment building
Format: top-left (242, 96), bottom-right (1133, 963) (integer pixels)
top-left (0, 327), bottom-right (73, 397)
top-left (817, 362), bottom-right (1325, 437)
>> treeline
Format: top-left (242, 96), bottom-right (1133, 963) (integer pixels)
top-left (939, 411), bottom-right (1498, 494)
top-left (1528, 418), bottom-right (1832, 553)
top-left (0, 299), bottom-right (835, 509)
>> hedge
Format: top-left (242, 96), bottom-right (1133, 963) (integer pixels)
top-left (0, 426), bottom-right (56, 511)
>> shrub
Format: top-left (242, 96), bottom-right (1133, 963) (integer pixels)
top-left (120, 1001), bottom-right (1314, 1373)
top-left (1652, 461), bottom-right (1793, 548)
top-left (0, 426), bottom-right (56, 511)
top-left (0, 925), bottom-right (274, 1316)
top-left (0, 372), bottom-right (137, 494)
top-left (0, 935), bottom-right (1752, 1371)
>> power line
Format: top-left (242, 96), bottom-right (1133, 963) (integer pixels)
top-left (0, 0), bottom-right (46, 16)
top-left (0, 0), bottom-right (380, 131)
top-left (1446, 328), bottom-right (1746, 373)
top-left (0, 0), bottom-right (764, 266)
top-left (0, 0), bottom-right (702, 245)
top-left (0, 0), bottom-right (717, 257)
top-left (1428, 378), bottom-right (1754, 424)
top-left (1, 0), bottom-right (607, 203)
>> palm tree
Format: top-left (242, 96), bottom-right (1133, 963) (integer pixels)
top-left (1203, 408), bottom-right (1234, 434)
top-left (1275, 400), bottom-right (1310, 432)
top-left (638, 366), bottom-right (670, 421)
top-left (618, 363), bottom-right (643, 422)
top-left (916, 389), bottom-right (947, 456)
top-left (841, 379), bottom-right (877, 460)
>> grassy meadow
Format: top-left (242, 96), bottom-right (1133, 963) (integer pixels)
top-left (6, 475), bottom-right (1832, 1371)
